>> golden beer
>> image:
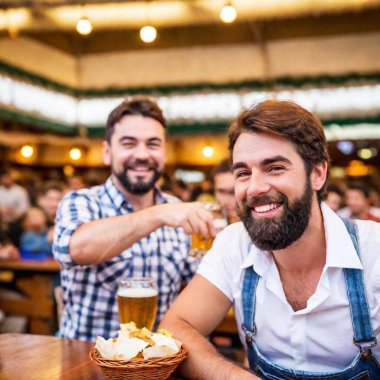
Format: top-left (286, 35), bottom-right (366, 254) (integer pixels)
top-left (189, 208), bottom-right (228, 258)
top-left (190, 234), bottom-right (214, 256)
top-left (117, 287), bottom-right (158, 330)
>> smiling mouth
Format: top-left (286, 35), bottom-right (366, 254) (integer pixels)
top-left (128, 165), bottom-right (153, 172)
top-left (252, 202), bottom-right (282, 213)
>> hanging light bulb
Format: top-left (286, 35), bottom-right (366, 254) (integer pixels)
top-left (140, 1), bottom-right (157, 43)
top-left (140, 25), bottom-right (157, 43)
top-left (220, 2), bottom-right (237, 24)
top-left (20, 144), bottom-right (34, 158)
top-left (202, 145), bottom-right (214, 158)
top-left (76, 16), bottom-right (93, 35)
top-left (70, 147), bottom-right (82, 161)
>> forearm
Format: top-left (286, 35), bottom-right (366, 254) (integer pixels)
top-left (70, 206), bottom-right (163, 265)
top-left (160, 318), bottom-right (256, 380)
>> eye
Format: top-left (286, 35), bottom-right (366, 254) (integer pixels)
top-left (268, 165), bottom-right (285, 173)
top-left (234, 170), bottom-right (250, 179)
top-left (121, 142), bottom-right (135, 148)
top-left (147, 142), bottom-right (161, 149)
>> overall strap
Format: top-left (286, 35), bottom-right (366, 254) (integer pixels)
top-left (341, 218), bottom-right (377, 353)
top-left (241, 266), bottom-right (260, 348)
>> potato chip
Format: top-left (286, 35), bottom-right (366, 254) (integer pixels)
top-left (142, 345), bottom-right (177, 360)
top-left (95, 323), bottom-right (182, 361)
top-left (114, 338), bottom-right (149, 361)
top-left (152, 333), bottom-right (180, 353)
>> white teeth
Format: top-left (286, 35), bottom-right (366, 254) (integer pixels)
top-left (254, 203), bottom-right (279, 213)
top-left (130, 167), bottom-right (150, 172)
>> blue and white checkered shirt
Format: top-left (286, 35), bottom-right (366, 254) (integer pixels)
top-left (53, 177), bottom-right (198, 341)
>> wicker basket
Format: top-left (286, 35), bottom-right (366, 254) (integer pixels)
top-left (89, 345), bottom-right (188, 380)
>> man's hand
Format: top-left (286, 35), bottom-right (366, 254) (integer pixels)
top-left (69, 201), bottom-right (216, 265)
top-left (0, 243), bottom-right (20, 261)
top-left (153, 202), bottom-right (216, 239)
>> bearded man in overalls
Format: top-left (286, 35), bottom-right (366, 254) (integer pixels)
top-left (161, 100), bottom-right (380, 380)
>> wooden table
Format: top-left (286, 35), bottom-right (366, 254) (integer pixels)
top-left (0, 333), bottom-right (104, 380)
top-left (0, 333), bottom-right (184, 380)
top-left (0, 259), bottom-right (60, 334)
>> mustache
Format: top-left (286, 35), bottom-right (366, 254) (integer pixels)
top-left (245, 193), bottom-right (286, 208)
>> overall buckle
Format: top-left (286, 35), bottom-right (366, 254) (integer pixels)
top-left (242, 323), bottom-right (256, 348)
top-left (353, 337), bottom-right (377, 359)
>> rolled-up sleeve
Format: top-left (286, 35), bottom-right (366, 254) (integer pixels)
top-left (53, 191), bottom-right (100, 268)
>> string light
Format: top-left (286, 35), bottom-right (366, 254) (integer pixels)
top-left (202, 145), bottom-right (214, 158)
top-left (76, 16), bottom-right (93, 35)
top-left (140, 1), bottom-right (157, 43)
top-left (20, 144), bottom-right (34, 158)
top-left (140, 25), bottom-right (157, 43)
top-left (220, 1), bottom-right (237, 24)
top-left (70, 147), bottom-right (82, 161)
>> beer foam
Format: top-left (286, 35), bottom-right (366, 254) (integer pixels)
top-left (118, 287), bottom-right (158, 298)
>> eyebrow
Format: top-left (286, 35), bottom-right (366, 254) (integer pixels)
top-left (261, 155), bottom-right (292, 166)
top-left (232, 155), bottom-right (292, 171)
top-left (118, 136), bottom-right (163, 144)
top-left (231, 162), bottom-right (248, 172)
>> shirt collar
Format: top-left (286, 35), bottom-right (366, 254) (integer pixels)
top-left (240, 202), bottom-right (363, 273)
top-left (321, 202), bottom-right (362, 270)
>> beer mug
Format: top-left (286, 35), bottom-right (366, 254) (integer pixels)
top-left (189, 203), bottom-right (228, 259)
top-left (117, 277), bottom-right (158, 330)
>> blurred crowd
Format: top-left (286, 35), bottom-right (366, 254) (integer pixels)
top-left (1, 164), bottom-right (380, 262)
top-left (0, 167), bottom-right (91, 261)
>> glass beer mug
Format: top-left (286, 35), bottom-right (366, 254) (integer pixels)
top-left (189, 203), bottom-right (228, 259)
top-left (117, 277), bottom-right (158, 330)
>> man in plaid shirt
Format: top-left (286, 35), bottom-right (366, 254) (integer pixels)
top-left (53, 97), bottom-right (215, 341)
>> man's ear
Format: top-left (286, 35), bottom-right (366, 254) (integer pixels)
top-left (102, 141), bottom-right (111, 166)
top-left (311, 161), bottom-right (328, 191)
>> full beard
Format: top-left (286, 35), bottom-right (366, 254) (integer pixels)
top-left (237, 179), bottom-right (313, 251)
top-left (113, 160), bottom-right (163, 195)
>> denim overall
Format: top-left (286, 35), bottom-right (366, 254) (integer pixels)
top-left (241, 219), bottom-right (380, 379)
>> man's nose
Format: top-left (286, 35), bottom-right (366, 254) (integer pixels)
top-left (246, 171), bottom-right (270, 198)
top-left (134, 143), bottom-right (150, 159)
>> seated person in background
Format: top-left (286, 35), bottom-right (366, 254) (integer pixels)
top-left (66, 174), bottom-right (87, 191)
top-left (37, 182), bottom-right (64, 227)
top-left (53, 97), bottom-right (215, 341)
top-left (160, 100), bottom-right (380, 380)
top-left (338, 183), bottom-right (380, 222)
top-left (0, 167), bottom-right (30, 223)
top-left (0, 217), bottom-right (19, 260)
top-left (36, 181), bottom-right (64, 245)
top-left (213, 158), bottom-right (240, 224)
top-left (324, 184), bottom-right (343, 212)
top-left (20, 207), bottom-right (52, 257)
top-left (0, 242), bottom-right (19, 261)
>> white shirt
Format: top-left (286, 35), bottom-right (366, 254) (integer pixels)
top-left (0, 184), bottom-right (30, 221)
top-left (198, 203), bottom-right (380, 372)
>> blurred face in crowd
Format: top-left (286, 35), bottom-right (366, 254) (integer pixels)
top-left (0, 174), bottom-right (13, 188)
top-left (68, 176), bottom-right (86, 191)
top-left (38, 189), bottom-right (63, 223)
top-left (103, 115), bottom-right (166, 196)
top-left (232, 132), bottom-right (325, 251)
top-left (23, 207), bottom-right (48, 234)
top-left (346, 189), bottom-right (370, 216)
top-left (325, 191), bottom-right (342, 212)
top-left (214, 172), bottom-right (239, 223)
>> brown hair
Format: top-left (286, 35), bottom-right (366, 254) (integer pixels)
top-left (228, 100), bottom-right (329, 201)
top-left (106, 97), bottom-right (166, 143)
top-left (212, 158), bottom-right (232, 177)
